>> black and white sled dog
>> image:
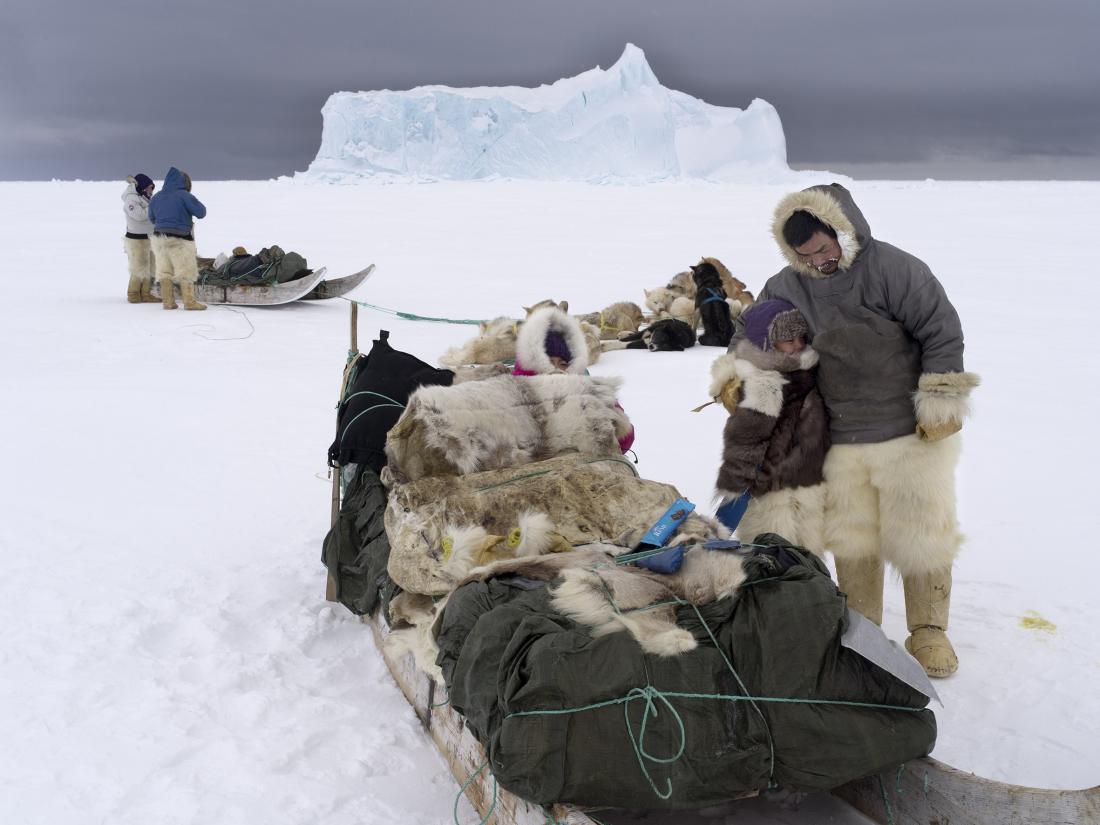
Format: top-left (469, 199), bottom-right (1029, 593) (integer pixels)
top-left (614, 318), bottom-right (697, 352)
top-left (691, 261), bottom-right (734, 347)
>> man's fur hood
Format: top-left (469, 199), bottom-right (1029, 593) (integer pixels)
top-left (515, 306), bottom-right (588, 375)
top-left (771, 183), bottom-right (872, 278)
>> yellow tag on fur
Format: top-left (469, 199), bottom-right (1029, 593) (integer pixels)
top-left (506, 527), bottom-right (523, 549)
top-left (441, 536), bottom-right (454, 561)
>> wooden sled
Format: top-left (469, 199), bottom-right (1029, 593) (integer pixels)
top-left (151, 267), bottom-right (327, 306)
top-left (300, 263), bottom-right (375, 300)
top-left (326, 300), bottom-right (1100, 825)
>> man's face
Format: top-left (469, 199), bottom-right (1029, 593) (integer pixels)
top-left (793, 230), bottom-right (842, 276)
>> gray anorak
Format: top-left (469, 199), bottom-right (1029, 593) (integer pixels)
top-left (734, 183), bottom-right (966, 444)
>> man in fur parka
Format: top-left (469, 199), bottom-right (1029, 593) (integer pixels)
top-left (720, 183), bottom-right (979, 678)
top-left (711, 300), bottom-right (828, 550)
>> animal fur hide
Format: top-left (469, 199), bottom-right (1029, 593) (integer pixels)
top-left (384, 452), bottom-right (724, 596)
top-left (384, 373), bottom-right (632, 483)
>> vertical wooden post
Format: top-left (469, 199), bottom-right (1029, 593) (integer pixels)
top-left (326, 300), bottom-right (360, 602)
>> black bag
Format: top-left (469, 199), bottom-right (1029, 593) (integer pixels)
top-left (328, 331), bottom-right (454, 471)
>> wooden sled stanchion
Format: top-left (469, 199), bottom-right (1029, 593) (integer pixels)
top-left (327, 301), bottom-right (359, 602)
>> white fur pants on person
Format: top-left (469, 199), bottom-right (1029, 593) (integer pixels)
top-left (149, 233), bottom-right (199, 284)
top-left (123, 236), bottom-right (155, 280)
top-left (735, 484), bottom-right (826, 552)
top-left (823, 433), bottom-right (962, 577)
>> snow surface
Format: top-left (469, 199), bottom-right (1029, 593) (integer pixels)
top-left (303, 44), bottom-right (790, 183)
top-left (2, 177), bottom-right (1099, 825)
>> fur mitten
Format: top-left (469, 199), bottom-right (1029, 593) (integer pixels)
top-left (913, 371), bottom-right (980, 442)
top-left (708, 353), bottom-right (742, 415)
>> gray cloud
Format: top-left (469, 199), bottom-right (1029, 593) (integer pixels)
top-left (2, 0), bottom-right (1097, 180)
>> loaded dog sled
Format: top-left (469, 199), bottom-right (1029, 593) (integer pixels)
top-left (151, 255), bottom-right (374, 306)
top-left (321, 303), bottom-right (1099, 825)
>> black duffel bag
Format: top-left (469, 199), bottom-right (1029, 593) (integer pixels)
top-left (328, 330), bottom-right (454, 472)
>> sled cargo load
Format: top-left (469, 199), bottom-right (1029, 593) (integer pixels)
top-left (321, 316), bottom-right (1100, 825)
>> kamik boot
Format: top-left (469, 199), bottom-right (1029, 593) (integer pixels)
top-left (161, 279), bottom-right (178, 310)
top-left (139, 278), bottom-right (160, 303)
top-left (835, 555), bottom-right (884, 625)
top-left (181, 282), bottom-right (206, 311)
top-left (903, 568), bottom-right (958, 678)
top-left (127, 275), bottom-right (142, 303)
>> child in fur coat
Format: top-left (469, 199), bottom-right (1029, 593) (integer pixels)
top-left (709, 300), bottom-right (829, 549)
top-left (514, 306), bottom-right (635, 453)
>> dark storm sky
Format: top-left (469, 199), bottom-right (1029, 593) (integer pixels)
top-left (2, 0), bottom-right (1097, 180)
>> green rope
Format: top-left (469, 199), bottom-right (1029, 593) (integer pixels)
top-left (453, 758), bottom-right (497, 825)
top-left (338, 402), bottom-right (406, 449)
top-left (622, 685), bottom-right (687, 800)
top-left (345, 296), bottom-right (491, 326)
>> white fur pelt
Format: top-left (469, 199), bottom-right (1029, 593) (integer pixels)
top-left (394, 373), bottom-right (630, 476)
top-left (823, 434), bottom-right (962, 575)
top-left (549, 546), bottom-right (748, 657)
top-left (736, 484), bottom-right (826, 552)
top-left (439, 317), bottom-right (519, 367)
top-left (384, 591), bottom-right (448, 685)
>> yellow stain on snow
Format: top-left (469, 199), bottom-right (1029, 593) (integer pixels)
top-left (1020, 611), bottom-right (1057, 633)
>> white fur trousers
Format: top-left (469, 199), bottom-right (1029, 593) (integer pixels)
top-left (823, 434), bottom-right (962, 575)
top-left (149, 233), bottom-right (199, 284)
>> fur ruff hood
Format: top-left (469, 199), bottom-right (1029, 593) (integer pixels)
top-left (515, 306), bottom-right (589, 375)
top-left (733, 339), bottom-right (818, 374)
top-left (771, 184), bottom-right (872, 278)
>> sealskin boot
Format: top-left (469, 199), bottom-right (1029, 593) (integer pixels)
top-left (903, 568), bottom-right (958, 678)
top-left (181, 281), bottom-right (206, 311)
top-left (127, 276), bottom-right (142, 303)
top-left (161, 279), bottom-right (178, 310)
top-left (139, 278), bottom-right (160, 303)
top-left (835, 556), bottom-right (885, 625)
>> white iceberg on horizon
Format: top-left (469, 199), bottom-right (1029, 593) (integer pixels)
top-left (301, 44), bottom-right (791, 183)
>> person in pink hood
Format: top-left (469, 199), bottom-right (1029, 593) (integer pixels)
top-left (513, 306), bottom-right (635, 453)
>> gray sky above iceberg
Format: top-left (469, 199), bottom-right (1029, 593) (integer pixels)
top-left (2, 0), bottom-right (1097, 180)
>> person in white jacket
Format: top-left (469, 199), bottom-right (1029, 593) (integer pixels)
top-left (121, 174), bottom-right (158, 303)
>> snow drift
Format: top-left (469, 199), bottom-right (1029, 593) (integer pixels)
top-left (302, 44), bottom-right (790, 183)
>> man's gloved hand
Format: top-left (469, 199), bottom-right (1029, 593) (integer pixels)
top-left (916, 417), bottom-right (962, 442)
top-left (913, 371), bottom-right (980, 443)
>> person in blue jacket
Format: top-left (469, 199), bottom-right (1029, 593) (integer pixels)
top-left (147, 167), bottom-right (207, 310)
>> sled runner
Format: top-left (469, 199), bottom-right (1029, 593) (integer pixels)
top-left (301, 263), bottom-right (375, 300)
top-left (834, 757), bottom-right (1100, 825)
top-left (151, 266), bottom-right (327, 306)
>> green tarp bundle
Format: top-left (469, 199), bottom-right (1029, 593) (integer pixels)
top-left (199, 245), bottom-right (310, 286)
top-left (435, 537), bottom-right (936, 809)
top-left (321, 468), bottom-right (400, 618)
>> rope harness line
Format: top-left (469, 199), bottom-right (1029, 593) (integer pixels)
top-left (342, 296), bottom-right (491, 326)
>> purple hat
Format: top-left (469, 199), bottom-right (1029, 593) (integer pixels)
top-left (544, 330), bottom-right (572, 361)
top-left (743, 299), bottom-right (808, 350)
top-left (134, 173), bottom-right (154, 193)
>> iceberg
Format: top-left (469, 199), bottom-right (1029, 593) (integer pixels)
top-left (302, 44), bottom-right (791, 183)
